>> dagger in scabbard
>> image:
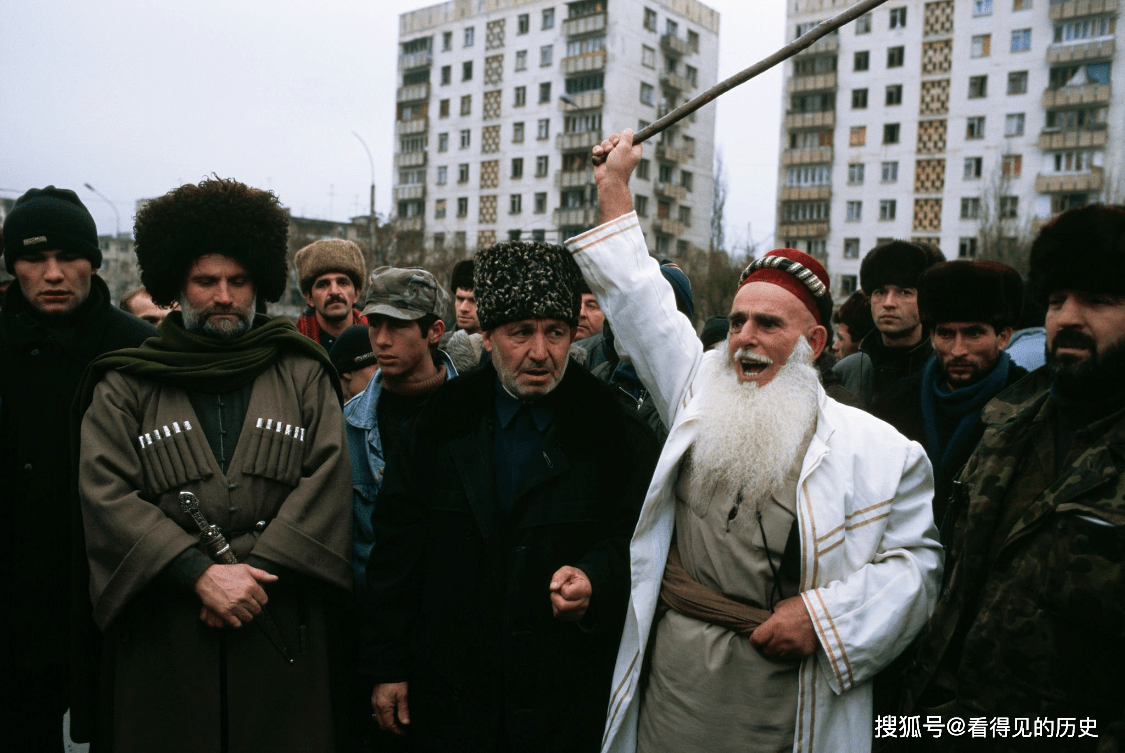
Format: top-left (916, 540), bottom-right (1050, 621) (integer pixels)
top-left (178, 491), bottom-right (294, 665)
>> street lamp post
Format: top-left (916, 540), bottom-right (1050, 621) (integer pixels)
top-left (84, 182), bottom-right (120, 237)
top-left (352, 132), bottom-right (380, 267)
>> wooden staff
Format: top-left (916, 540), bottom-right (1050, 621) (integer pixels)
top-left (592, 0), bottom-right (894, 164)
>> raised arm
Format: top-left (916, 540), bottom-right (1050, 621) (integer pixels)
top-left (593, 130), bottom-right (644, 225)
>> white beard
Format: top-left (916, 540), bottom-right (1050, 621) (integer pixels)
top-left (685, 337), bottom-right (821, 527)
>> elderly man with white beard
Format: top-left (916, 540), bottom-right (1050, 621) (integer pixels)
top-left (565, 131), bottom-right (943, 753)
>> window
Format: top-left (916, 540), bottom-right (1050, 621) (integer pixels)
top-left (841, 275), bottom-right (858, 295)
top-left (879, 200), bottom-right (897, 220)
top-left (781, 201), bottom-right (830, 222)
top-left (398, 168), bottom-right (426, 186)
top-left (847, 201), bottom-right (863, 221)
top-left (969, 76), bottom-right (988, 99)
top-left (848, 163), bottom-right (865, 184)
top-left (516, 50), bottom-right (527, 71)
top-left (442, 31), bottom-right (452, 51)
top-left (534, 192), bottom-right (547, 213)
top-left (852, 88), bottom-right (868, 109)
top-left (511, 158), bottom-right (523, 178)
top-left (543, 8), bottom-right (555, 29)
top-left (566, 72), bottom-right (604, 94)
top-left (685, 65), bottom-right (698, 86)
top-left (518, 13), bottom-right (529, 34)
top-left (644, 8), bottom-right (658, 32)
top-left (966, 117), bottom-right (985, 139)
top-left (400, 135), bottom-right (428, 152)
top-left (507, 230), bottom-right (522, 242)
top-left (1000, 196), bottom-right (1019, 218)
top-left (1054, 16), bottom-right (1116, 43)
top-left (856, 13), bottom-right (872, 33)
top-left (454, 231), bottom-right (467, 249)
top-left (510, 194), bottom-right (522, 213)
top-left (1052, 193), bottom-right (1089, 213)
top-left (889, 7), bottom-right (907, 28)
top-left (436, 165), bottom-right (448, 185)
top-left (457, 197), bottom-right (469, 217)
top-left (564, 189), bottom-right (587, 209)
top-left (513, 122), bottom-right (524, 143)
top-left (540, 45), bottom-right (553, 67)
top-left (460, 95), bottom-right (472, 116)
top-left (537, 118), bottom-right (550, 139)
top-left (435, 199), bottom-right (447, 219)
top-left (1002, 154), bottom-right (1022, 177)
top-left (639, 46), bottom-right (657, 69)
top-left (678, 206), bottom-right (692, 226)
top-left (850, 126), bottom-right (866, 146)
top-left (666, 19), bottom-right (679, 37)
top-left (854, 51), bottom-right (869, 71)
top-left (681, 171), bottom-right (693, 191)
top-left (464, 27), bottom-right (475, 47)
top-left (438, 132), bottom-right (449, 152)
top-left (963, 157), bottom-right (983, 179)
top-left (886, 84), bottom-right (902, 106)
top-left (438, 99), bottom-right (450, 118)
top-left (535, 155), bottom-right (549, 177)
top-left (1008, 71), bottom-right (1028, 95)
top-left (787, 165), bottom-right (833, 186)
top-left (459, 129), bottom-right (471, 149)
top-left (959, 237), bottom-right (978, 258)
top-left (883, 123), bottom-right (900, 144)
top-left (514, 86), bottom-right (526, 106)
top-left (960, 197), bottom-right (981, 219)
top-left (1011, 29), bottom-right (1031, 52)
top-left (634, 195), bottom-right (649, 217)
top-left (433, 233), bottom-right (445, 249)
top-left (1005, 113), bottom-right (1025, 136)
top-left (538, 82), bottom-right (551, 103)
top-left (441, 66), bottom-right (452, 85)
top-left (640, 83), bottom-right (655, 106)
top-left (881, 161), bottom-right (899, 182)
top-left (791, 92), bottom-right (837, 113)
top-left (974, 0), bottom-right (993, 15)
top-left (887, 46), bottom-right (904, 68)
top-left (636, 159), bottom-right (651, 180)
top-left (458, 163), bottom-right (470, 183)
top-left (1046, 106), bottom-right (1109, 129)
top-left (1014, 0), bottom-right (1032, 8)
top-left (1052, 150), bottom-right (1094, 173)
top-left (790, 130), bottom-right (833, 149)
top-left (971, 34), bottom-right (991, 57)
top-left (658, 163), bottom-right (674, 183)
top-left (462, 61), bottom-right (473, 81)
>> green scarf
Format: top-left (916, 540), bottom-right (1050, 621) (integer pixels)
top-left (74, 311), bottom-right (343, 418)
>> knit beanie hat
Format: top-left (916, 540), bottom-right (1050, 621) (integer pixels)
top-left (700, 314), bottom-right (729, 350)
top-left (660, 260), bottom-right (695, 319)
top-left (294, 239), bottom-right (366, 294)
top-left (919, 261), bottom-right (1024, 329)
top-left (1028, 204), bottom-right (1125, 305)
top-left (739, 248), bottom-right (833, 327)
top-left (474, 241), bottom-right (582, 331)
top-left (328, 324), bottom-right (376, 374)
top-left (860, 240), bottom-right (944, 295)
top-left (3, 186), bottom-right (102, 272)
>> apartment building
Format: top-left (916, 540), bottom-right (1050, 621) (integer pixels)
top-left (393, 0), bottom-right (719, 258)
top-left (777, 0), bottom-right (1123, 299)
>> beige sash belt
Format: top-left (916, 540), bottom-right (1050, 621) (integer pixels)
top-left (657, 542), bottom-right (773, 636)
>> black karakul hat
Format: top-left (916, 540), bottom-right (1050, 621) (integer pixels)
top-left (1029, 204), bottom-right (1125, 304)
top-left (473, 241), bottom-right (582, 331)
top-left (860, 240), bottom-right (945, 295)
top-left (133, 177), bottom-right (290, 307)
top-left (919, 261), bottom-right (1024, 329)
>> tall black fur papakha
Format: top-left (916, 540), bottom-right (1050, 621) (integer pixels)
top-left (473, 241), bottom-right (583, 331)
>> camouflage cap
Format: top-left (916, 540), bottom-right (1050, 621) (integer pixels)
top-left (361, 266), bottom-right (448, 321)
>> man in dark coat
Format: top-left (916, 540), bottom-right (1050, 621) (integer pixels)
top-left (0, 186), bottom-right (156, 751)
top-left (362, 240), bottom-right (660, 753)
top-left (872, 260), bottom-right (1028, 527)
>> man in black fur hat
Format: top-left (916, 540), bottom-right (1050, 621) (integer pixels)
top-left (871, 260), bottom-right (1028, 526)
top-left (902, 205), bottom-right (1125, 747)
top-left (834, 240), bottom-right (944, 407)
top-left (361, 240), bottom-right (660, 752)
top-left (0, 186), bottom-right (155, 751)
top-left (73, 177), bottom-right (353, 753)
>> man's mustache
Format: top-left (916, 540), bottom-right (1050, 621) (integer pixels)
top-left (1052, 329), bottom-right (1096, 352)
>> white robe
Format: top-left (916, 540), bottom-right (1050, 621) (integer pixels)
top-left (566, 213), bottom-right (943, 753)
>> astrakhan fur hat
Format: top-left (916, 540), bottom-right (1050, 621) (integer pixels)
top-left (133, 177), bottom-right (290, 306)
top-left (1029, 204), bottom-right (1125, 305)
top-left (473, 241), bottom-right (582, 331)
top-left (860, 240), bottom-right (945, 295)
top-left (919, 260), bottom-right (1023, 329)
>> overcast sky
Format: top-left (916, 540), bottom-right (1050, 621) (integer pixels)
top-left (2, 0), bottom-right (787, 253)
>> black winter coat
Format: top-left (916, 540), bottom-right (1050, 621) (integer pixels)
top-left (361, 360), bottom-right (660, 753)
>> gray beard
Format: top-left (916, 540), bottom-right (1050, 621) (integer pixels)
top-left (685, 337), bottom-right (820, 528)
top-left (180, 295), bottom-right (256, 340)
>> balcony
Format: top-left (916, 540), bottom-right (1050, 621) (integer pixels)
top-left (660, 71), bottom-right (694, 92)
top-left (392, 185), bottom-right (426, 202)
top-left (778, 186), bottom-right (831, 201)
top-left (655, 181), bottom-right (687, 201)
top-left (394, 151), bottom-right (427, 168)
top-left (556, 131), bottom-right (602, 150)
top-left (782, 147), bottom-right (833, 165)
top-left (655, 144), bottom-right (694, 163)
top-left (1042, 82), bottom-right (1111, 106)
top-left (783, 110), bottom-right (835, 129)
top-left (395, 118), bottom-right (429, 136)
top-left (776, 221), bottom-right (830, 238)
top-left (793, 36), bottom-right (838, 56)
top-left (560, 51), bottom-right (606, 75)
top-left (554, 207), bottom-right (598, 226)
top-left (1038, 126), bottom-right (1108, 149)
top-left (560, 90), bottom-right (604, 109)
top-left (397, 82), bottom-right (430, 104)
top-left (399, 51), bottom-right (433, 70)
top-left (395, 217), bottom-right (425, 232)
top-left (1035, 171), bottom-right (1104, 192)
top-left (1046, 38), bottom-right (1115, 64)
top-left (556, 169), bottom-right (594, 189)
top-left (1049, 0), bottom-right (1118, 19)
top-left (787, 72), bottom-right (838, 93)
top-left (652, 218), bottom-right (687, 236)
top-left (562, 11), bottom-right (606, 37)
top-left (660, 33), bottom-right (692, 56)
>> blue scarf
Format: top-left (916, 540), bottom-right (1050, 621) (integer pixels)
top-left (920, 351), bottom-right (1011, 478)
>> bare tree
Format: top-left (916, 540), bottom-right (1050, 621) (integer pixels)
top-left (978, 154), bottom-right (1035, 275)
top-left (710, 149), bottom-right (728, 254)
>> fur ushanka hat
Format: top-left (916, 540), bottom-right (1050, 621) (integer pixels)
top-left (473, 241), bottom-right (582, 331)
top-left (1028, 204), bottom-right (1125, 305)
top-left (133, 177), bottom-right (290, 306)
top-left (860, 240), bottom-right (945, 295)
top-left (294, 239), bottom-right (365, 294)
top-left (918, 260), bottom-right (1024, 330)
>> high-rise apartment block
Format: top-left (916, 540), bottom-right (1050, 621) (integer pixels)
top-left (778, 0), bottom-right (1123, 299)
top-left (394, 0), bottom-right (719, 257)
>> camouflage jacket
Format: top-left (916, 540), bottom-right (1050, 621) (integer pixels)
top-left (902, 367), bottom-right (1125, 749)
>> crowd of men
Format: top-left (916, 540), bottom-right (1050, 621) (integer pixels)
top-left (1, 128), bottom-right (1123, 753)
